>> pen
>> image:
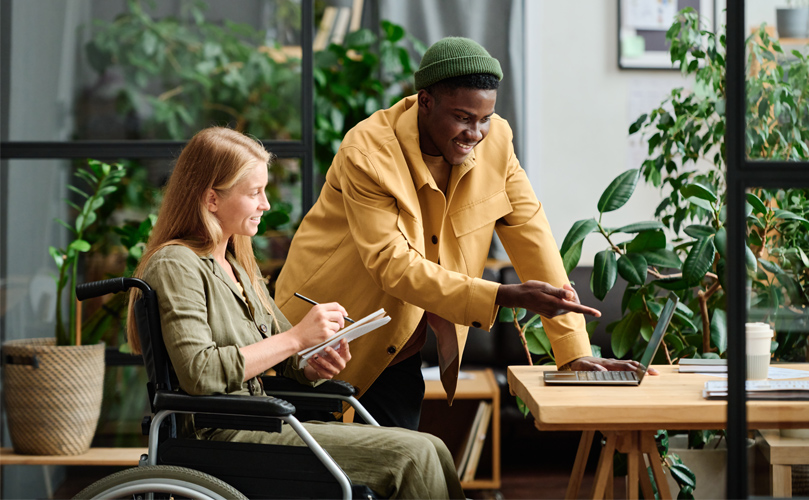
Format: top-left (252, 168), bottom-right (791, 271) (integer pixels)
top-left (294, 292), bottom-right (355, 323)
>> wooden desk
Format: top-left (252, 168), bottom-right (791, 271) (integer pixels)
top-left (508, 364), bottom-right (809, 499)
top-left (421, 368), bottom-right (501, 491)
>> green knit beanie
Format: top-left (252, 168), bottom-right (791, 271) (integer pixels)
top-left (414, 37), bottom-right (503, 90)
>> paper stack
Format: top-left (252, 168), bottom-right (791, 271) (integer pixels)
top-left (297, 309), bottom-right (391, 369)
top-left (678, 358), bottom-right (727, 373)
top-left (703, 379), bottom-right (809, 400)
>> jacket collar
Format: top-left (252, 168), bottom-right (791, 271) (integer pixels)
top-left (395, 95), bottom-right (477, 192)
top-left (201, 251), bottom-right (255, 316)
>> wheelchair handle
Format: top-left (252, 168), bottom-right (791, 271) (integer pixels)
top-left (76, 277), bottom-right (152, 301)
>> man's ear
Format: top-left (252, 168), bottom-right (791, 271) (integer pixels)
top-left (417, 89), bottom-right (433, 114)
top-left (204, 189), bottom-right (219, 213)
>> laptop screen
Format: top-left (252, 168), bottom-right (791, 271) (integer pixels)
top-left (636, 293), bottom-right (679, 381)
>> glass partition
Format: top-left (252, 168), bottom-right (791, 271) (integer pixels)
top-left (744, 186), bottom-right (809, 498)
top-left (735, 2), bottom-right (809, 497)
top-left (5, 0), bottom-right (304, 142)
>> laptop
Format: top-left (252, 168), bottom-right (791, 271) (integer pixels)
top-left (543, 293), bottom-right (679, 386)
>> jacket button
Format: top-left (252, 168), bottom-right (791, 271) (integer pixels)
top-left (387, 346), bottom-right (396, 354)
top-left (431, 235), bottom-right (438, 244)
top-left (259, 324), bottom-right (268, 333)
top-left (472, 321), bottom-right (481, 328)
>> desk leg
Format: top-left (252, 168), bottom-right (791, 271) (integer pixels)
top-left (638, 455), bottom-right (656, 500)
top-left (625, 432), bottom-right (640, 500)
top-left (566, 431), bottom-right (595, 500)
top-left (772, 464), bottom-right (792, 498)
top-left (641, 432), bottom-right (671, 500)
top-left (592, 432), bottom-right (617, 499)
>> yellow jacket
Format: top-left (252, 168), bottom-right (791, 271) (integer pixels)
top-left (275, 95), bottom-right (591, 402)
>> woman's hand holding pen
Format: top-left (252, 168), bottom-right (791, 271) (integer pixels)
top-left (287, 302), bottom-right (349, 351)
top-left (304, 339), bottom-right (351, 380)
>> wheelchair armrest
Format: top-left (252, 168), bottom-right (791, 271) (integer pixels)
top-left (261, 375), bottom-right (356, 396)
top-left (153, 391), bottom-right (295, 417)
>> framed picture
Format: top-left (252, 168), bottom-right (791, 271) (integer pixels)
top-left (618, 0), bottom-right (715, 70)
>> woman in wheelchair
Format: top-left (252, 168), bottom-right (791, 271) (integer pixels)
top-left (124, 126), bottom-right (464, 499)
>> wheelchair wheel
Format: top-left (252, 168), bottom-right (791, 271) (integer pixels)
top-left (73, 465), bottom-right (247, 500)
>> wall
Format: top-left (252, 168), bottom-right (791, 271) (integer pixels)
top-left (524, 0), bottom-right (690, 267)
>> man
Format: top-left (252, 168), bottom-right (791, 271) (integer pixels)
top-left (276, 37), bottom-right (639, 430)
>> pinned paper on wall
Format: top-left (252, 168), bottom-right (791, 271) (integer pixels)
top-left (624, 0), bottom-right (678, 31)
top-left (619, 0), bottom-right (715, 69)
top-left (625, 76), bottom-right (691, 172)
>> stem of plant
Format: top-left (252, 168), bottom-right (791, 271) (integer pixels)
top-left (699, 279), bottom-right (722, 353)
top-left (512, 307), bottom-right (533, 366)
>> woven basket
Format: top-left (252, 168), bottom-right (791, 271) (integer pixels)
top-left (3, 338), bottom-right (105, 455)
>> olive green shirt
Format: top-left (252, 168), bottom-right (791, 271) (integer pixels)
top-left (142, 244), bottom-right (311, 398)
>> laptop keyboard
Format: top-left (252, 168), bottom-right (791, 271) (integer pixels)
top-left (575, 371), bottom-right (638, 381)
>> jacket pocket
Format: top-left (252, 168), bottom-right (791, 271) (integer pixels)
top-left (397, 210), bottom-right (425, 257)
top-left (450, 190), bottom-right (512, 237)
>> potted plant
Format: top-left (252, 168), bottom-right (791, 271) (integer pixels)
top-left (2, 159), bottom-right (127, 455)
top-left (777, 0), bottom-right (809, 39)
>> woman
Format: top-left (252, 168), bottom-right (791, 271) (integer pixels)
top-left (127, 127), bottom-right (464, 499)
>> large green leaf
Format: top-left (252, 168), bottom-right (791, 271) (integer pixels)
top-left (681, 182), bottom-right (717, 203)
top-left (592, 250), bottom-right (618, 301)
top-left (68, 239), bottom-right (91, 252)
top-left (597, 169), bottom-right (639, 214)
top-left (499, 307), bottom-right (527, 323)
top-left (746, 246), bottom-right (757, 272)
top-left (683, 224), bottom-right (716, 239)
top-left (615, 221), bottom-right (665, 234)
top-left (673, 309), bottom-right (699, 332)
top-left (617, 253), bottom-right (648, 286)
top-left (640, 248), bottom-right (682, 269)
top-left (653, 277), bottom-right (690, 290)
top-left (525, 325), bottom-right (551, 356)
top-left (627, 230), bottom-right (666, 253)
top-left (774, 209), bottom-right (809, 225)
top-left (560, 219), bottom-right (598, 274)
top-left (669, 463), bottom-right (697, 489)
top-left (683, 237), bottom-right (716, 285)
top-left (714, 226), bottom-right (727, 257)
top-left (710, 309), bottom-right (727, 355)
top-left (562, 240), bottom-right (583, 275)
top-left (758, 258), bottom-right (784, 274)
top-left (560, 219), bottom-right (599, 256)
top-left (611, 312), bottom-right (641, 358)
top-left (746, 192), bottom-right (767, 215)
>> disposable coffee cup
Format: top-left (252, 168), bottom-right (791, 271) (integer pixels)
top-left (745, 322), bottom-right (773, 380)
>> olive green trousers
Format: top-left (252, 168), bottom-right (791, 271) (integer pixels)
top-left (206, 421), bottom-right (465, 499)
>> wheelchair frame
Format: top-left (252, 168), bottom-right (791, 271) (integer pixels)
top-left (74, 277), bottom-right (378, 500)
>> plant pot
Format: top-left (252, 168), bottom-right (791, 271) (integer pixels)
top-left (665, 435), bottom-right (754, 499)
top-left (2, 338), bottom-right (105, 455)
top-left (776, 8), bottom-right (809, 39)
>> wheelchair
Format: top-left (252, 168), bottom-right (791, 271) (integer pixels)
top-left (73, 277), bottom-right (380, 500)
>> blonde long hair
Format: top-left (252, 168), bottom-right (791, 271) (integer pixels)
top-left (126, 127), bottom-right (275, 353)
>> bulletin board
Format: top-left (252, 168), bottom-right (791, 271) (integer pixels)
top-left (618, 0), bottom-right (715, 69)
